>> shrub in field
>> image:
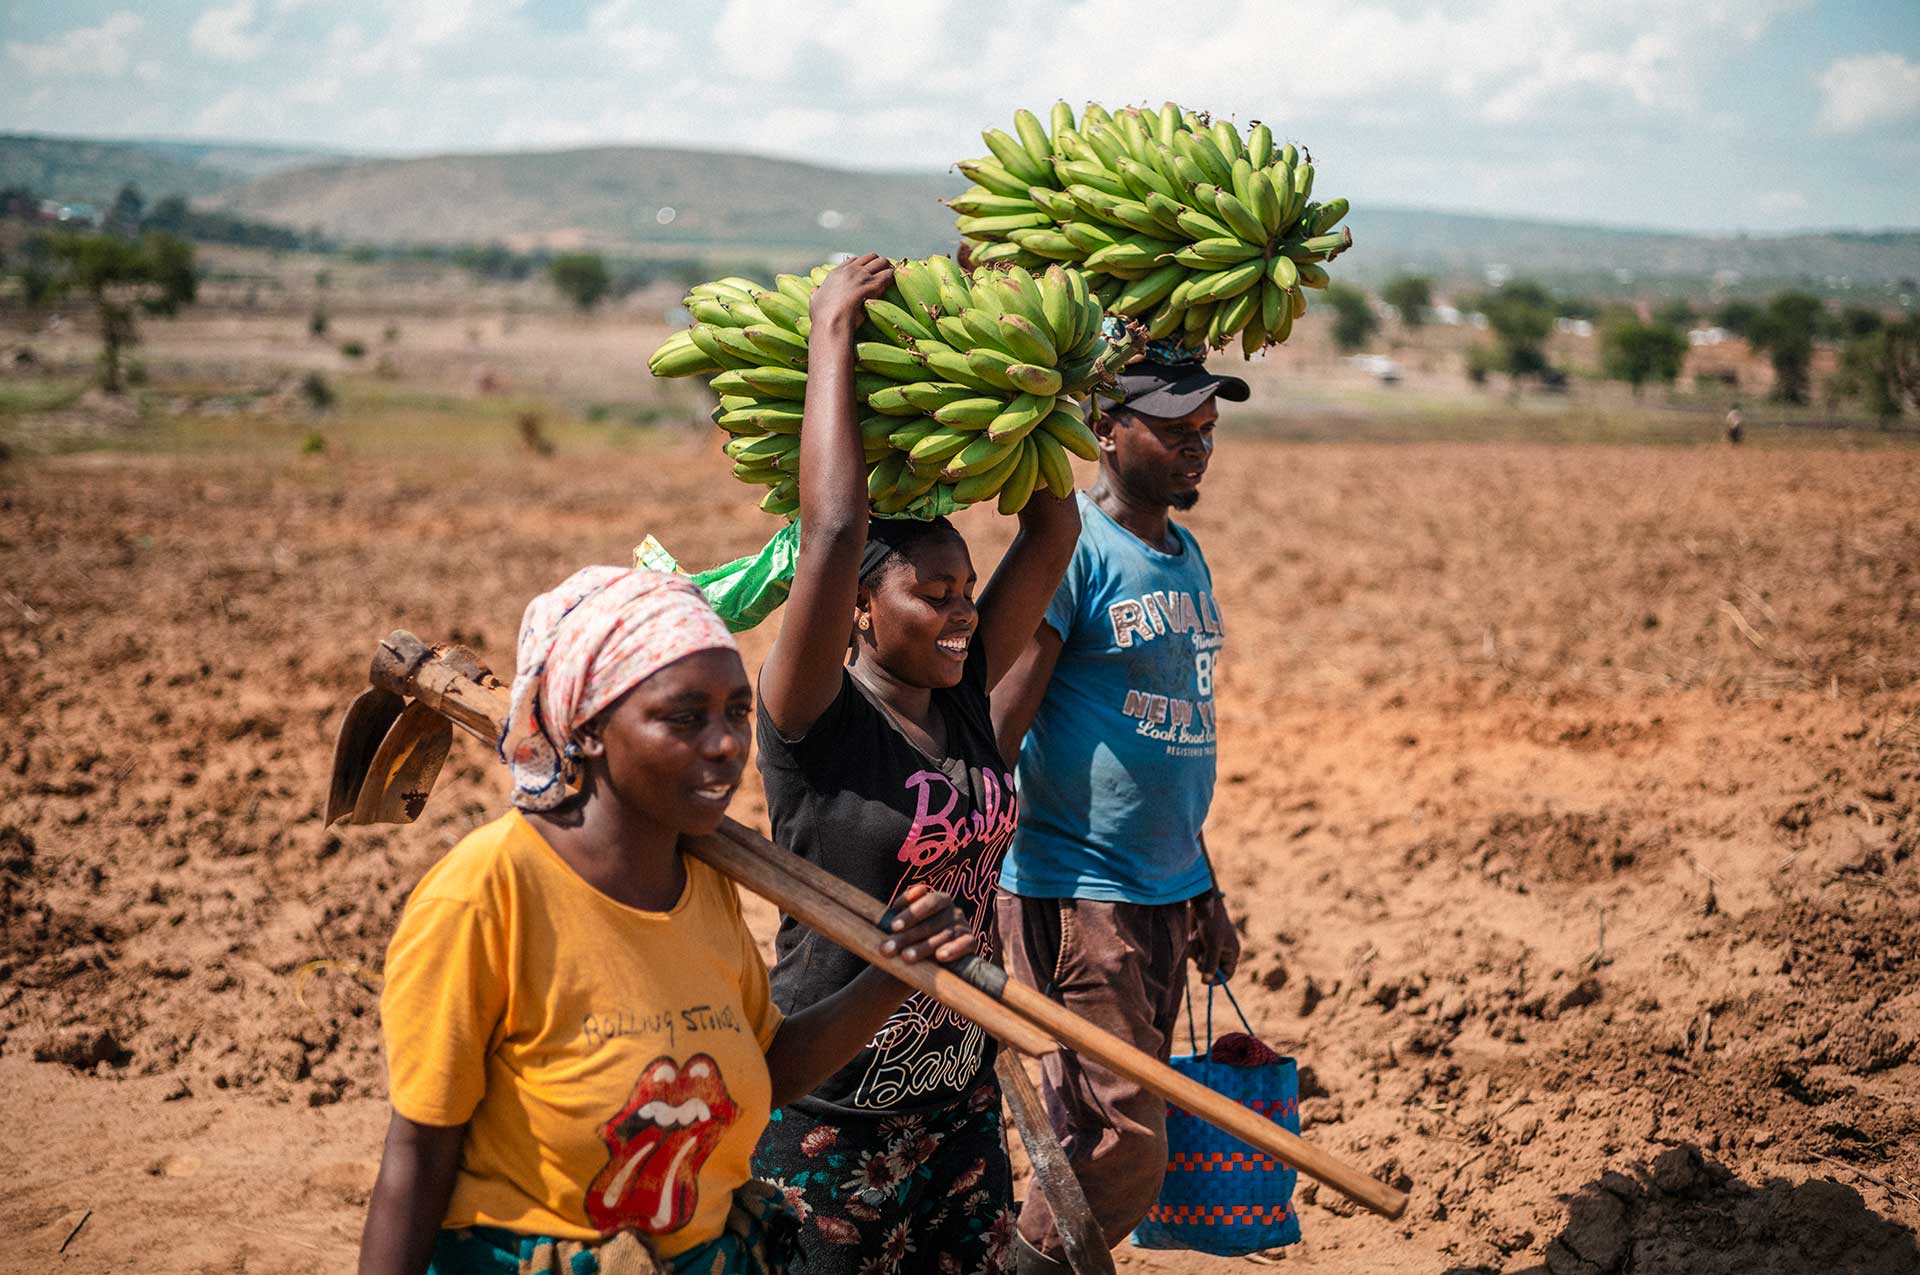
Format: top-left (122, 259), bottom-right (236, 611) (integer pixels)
top-left (16, 230), bottom-right (197, 392)
top-left (1326, 285), bottom-right (1378, 352)
top-left (340, 340), bottom-right (366, 359)
top-left (550, 253), bottom-right (611, 311)
top-left (1747, 292), bottom-right (1823, 404)
top-left (300, 371), bottom-right (334, 410)
top-left (1600, 313), bottom-right (1688, 397)
top-left (1473, 279), bottom-right (1557, 383)
top-left (1835, 318), bottom-right (1920, 424)
top-left (1382, 275), bottom-right (1432, 327)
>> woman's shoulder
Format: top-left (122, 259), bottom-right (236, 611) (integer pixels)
top-left (406, 810), bottom-right (538, 911)
top-left (756, 663), bottom-right (869, 755)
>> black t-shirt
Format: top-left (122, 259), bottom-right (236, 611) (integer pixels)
top-left (757, 643), bottom-right (1016, 1116)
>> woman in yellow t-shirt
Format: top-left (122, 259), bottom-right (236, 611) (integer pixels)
top-left (357, 567), bottom-right (978, 1275)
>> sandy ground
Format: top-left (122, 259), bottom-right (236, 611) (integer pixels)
top-left (3, 349), bottom-right (1919, 1270)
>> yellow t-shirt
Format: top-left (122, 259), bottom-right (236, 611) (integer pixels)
top-left (381, 811), bottom-right (782, 1256)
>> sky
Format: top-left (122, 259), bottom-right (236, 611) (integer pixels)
top-left (2, 0), bottom-right (1917, 235)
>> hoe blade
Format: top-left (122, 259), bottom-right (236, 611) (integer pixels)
top-left (326, 685), bottom-right (405, 826)
top-left (348, 700), bottom-right (454, 826)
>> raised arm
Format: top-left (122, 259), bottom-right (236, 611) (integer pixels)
top-left (973, 489), bottom-right (1080, 691)
top-left (990, 619), bottom-right (1066, 765)
top-left (758, 254), bottom-right (897, 739)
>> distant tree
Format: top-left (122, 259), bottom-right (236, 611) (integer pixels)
top-left (550, 252), bottom-right (611, 311)
top-left (143, 194), bottom-right (190, 234)
top-left (108, 183), bottom-right (145, 235)
top-left (32, 230), bottom-right (198, 391)
top-left (1326, 285), bottom-right (1378, 351)
top-left (1381, 274), bottom-right (1432, 327)
top-left (0, 184), bottom-right (41, 220)
top-left (1832, 305), bottom-right (1885, 340)
top-left (1834, 316), bottom-right (1919, 424)
top-left (13, 234), bottom-right (57, 305)
top-left (1600, 312), bottom-right (1688, 397)
top-left (1476, 279), bottom-right (1557, 380)
top-left (1653, 299), bottom-right (1695, 330)
top-left (1747, 291), bottom-right (1824, 404)
top-left (1716, 299), bottom-right (1761, 337)
top-left (1555, 295), bottom-right (1601, 321)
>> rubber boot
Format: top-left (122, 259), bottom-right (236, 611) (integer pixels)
top-left (1013, 1233), bottom-right (1073, 1275)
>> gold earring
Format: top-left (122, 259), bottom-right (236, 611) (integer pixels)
top-left (858, 616), bottom-right (871, 631)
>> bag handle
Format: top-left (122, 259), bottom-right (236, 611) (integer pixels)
top-left (1183, 969), bottom-right (1256, 1056)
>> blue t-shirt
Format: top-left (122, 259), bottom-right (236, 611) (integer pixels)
top-left (1000, 492), bottom-right (1223, 904)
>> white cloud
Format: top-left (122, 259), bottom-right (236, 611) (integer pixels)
top-left (1817, 53), bottom-right (1920, 133)
top-left (192, 1), bottom-right (269, 63)
top-left (6, 12), bottom-right (144, 77)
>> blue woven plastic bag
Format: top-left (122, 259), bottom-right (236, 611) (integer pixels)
top-left (1130, 980), bottom-right (1302, 1256)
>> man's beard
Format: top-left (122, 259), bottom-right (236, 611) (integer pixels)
top-left (1170, 490), bottom-right (1200, 512)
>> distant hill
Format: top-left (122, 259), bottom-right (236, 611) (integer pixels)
top-left (0, 133), bottom-right (334, 206)
top-left (206, 145), bottom-right (1920, 292)
top-left (6, 133), bottom-right (1917, 292)
top-left (1343, 207), bottom-right (1920, 294)
top-left (207, 146), bottom-right (962, 259)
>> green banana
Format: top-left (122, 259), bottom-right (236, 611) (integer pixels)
top-left (987, 392), bottom-right (1054, 442)
top-left (649, 332), bottom-right (721, 377)
top-left (909, 424), bottom-right (976, 471)
top-left (1212, 189), bottom-right (1269, 245)
top-left (1310, 196), bottom-right (1349, 235)
top-left (888, 418), bottom-right (938, 451)
top-left (866, 384), bottom-right (925, 417)
top-left (737, 367), bottom-right (808, 401)
top-left (951, 443), bottom-right (1023, 500)
top-left (1032, 429), bottom-right (1076, 499)
top-left (967, 347), bottom-right (1022, 392)
top-left (1013, 108), bottom-right (1053, 168)
top-left (1010, 228), bottom-right (1080, 260)
top-left (997, 439), bottom-right (1041, 514)
top-left (743, 324), bottom-right (809, 368)
top-left (718, 403), bottom-right (804, 434)
top-left (934, 396), bottom-right (1009, 429)
top-left (856, 342), bottom-right (924, 382)
top-left (998, 314), bottom-right (1058, 365)
top-left (902, 381), bottom-right (979, 412)
top-left (751, 289), bottom-right (810, 334)
top-left (983, 127), bottom-right (1051, 186)
top-left (956, 158), bottom-right (1030, 199)
top-left (1006, 363), bottom-right (1064, 396)
top-left (948, 188), bottom-right (1041, 217)
top-left (864, 299), bottom-right (934, 346)
top-left (1247, 122), bottom-right (1274, 169)
top-left (1112, 263), bottom-right (1188, 316)
top-left (1170, 238), bottom-right (1263, 267)
top-left (957, 212), bottom-right (1054, 237)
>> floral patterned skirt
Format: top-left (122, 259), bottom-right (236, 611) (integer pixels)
top-left (751, 1080), bottom-right (1015, 1275)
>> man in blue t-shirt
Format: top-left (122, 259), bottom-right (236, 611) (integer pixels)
top-left (992, 356), bottom-right (1248, 1272)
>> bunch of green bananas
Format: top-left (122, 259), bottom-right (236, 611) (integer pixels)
top-left (951, 101), bottom-right (1353, 356)
top-left (648, 256), bottom-right (1131, 518)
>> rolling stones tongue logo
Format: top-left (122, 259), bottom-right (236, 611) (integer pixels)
top-left (586, 1053), bottom-right (738, 1235)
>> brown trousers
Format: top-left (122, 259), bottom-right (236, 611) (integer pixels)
top-left (993, 890), bottom-right (1194, 1261)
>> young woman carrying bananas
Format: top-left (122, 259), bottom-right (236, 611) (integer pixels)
top-left (747, 254), bottom-right (1080, 1274)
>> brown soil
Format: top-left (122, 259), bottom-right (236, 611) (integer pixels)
top-left (3, 438), bottom-right (1918, 1273)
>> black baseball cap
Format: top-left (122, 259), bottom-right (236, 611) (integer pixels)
top-left (1099, 359), bottom-right (1250, 420)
